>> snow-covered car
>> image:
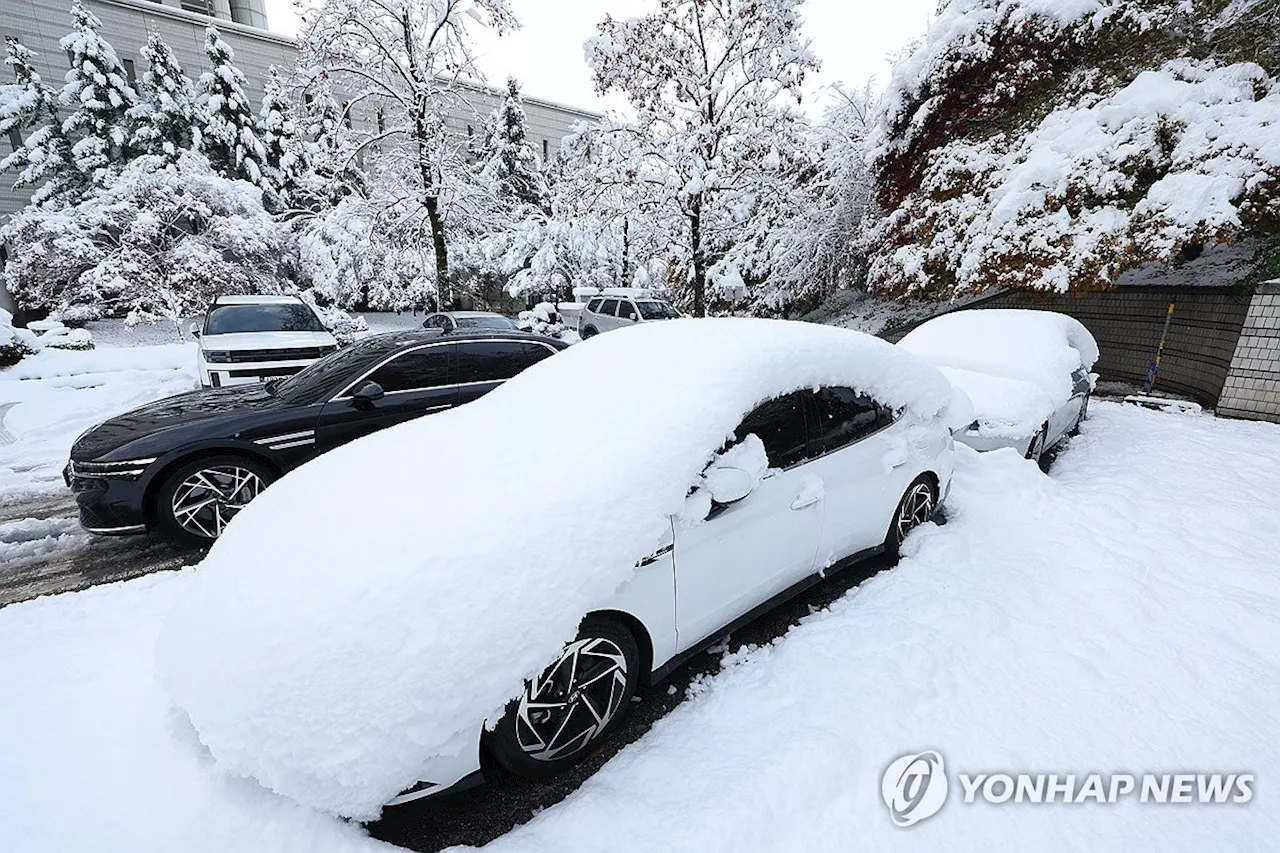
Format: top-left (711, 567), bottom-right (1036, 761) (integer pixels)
top-left (578, 288), bottom-right (681, 338)
top-left (421, 311), bottom-right (519, 332)
top-left (192, 295), bottom-right (339, 388)
top-left (157, 318), bottom-right (969, 819)
top-left (897, 309), bottom-right (1098, 461)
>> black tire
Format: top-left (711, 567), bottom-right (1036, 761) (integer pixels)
top-left (488, 615), bottom-right (641, 778)
top-left (154, 454), bottom-right (275, 545)
top-left (581, 326), bottom-right (598, 339)
top-left (884, 474), bottom-right (939, 558)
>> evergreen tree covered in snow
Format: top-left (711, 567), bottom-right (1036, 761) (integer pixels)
top-left (866, 0), bottom-right (1280, 298)
top-left (586, 0), bottom-right (820, 316)
top-left (257, 67), bottom-right (307, 208)
top-left (129, 31), bottom-right (201, 160)
top-left (198, 26), bottom-right (268, 189)
top-left (0, 37), bottom-right (74, 205)
top-left (59, 0), bottom-right (138, 189)
top-left (479, 78), bottom-right (549, 217)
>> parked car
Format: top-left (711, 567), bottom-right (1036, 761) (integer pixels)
top-left (897, 309), bottom-right (1099, 462)
top-left (65, 329), bottom-right (568, 543)
top-left (421, 311), bottom-right (519, 332)
top-left (578, 288), bottom-right (681, 338)
top-left (192, 295), bottom-right (339, 388)
top-left (156, 318), bottom-right (966, 817)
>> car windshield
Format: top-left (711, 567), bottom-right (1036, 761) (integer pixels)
top-left (636, 300), bottom-right (680, 320)
top-left (455, 315), bottom-right (517, 330)
top-left (205, 304), bottom-right (326, 335)
top-left (271, 341), bottom-right (380, 405)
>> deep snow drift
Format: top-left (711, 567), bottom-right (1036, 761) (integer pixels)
top-left (2, 402), bottom-right (1277, 852)
top-left (156, 318), bottom-right (960, 818)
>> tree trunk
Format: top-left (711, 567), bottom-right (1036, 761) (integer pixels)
top-left (424, 192), bottom-right (449, 306)
top-left (690, 196), bottom-right (705, 317)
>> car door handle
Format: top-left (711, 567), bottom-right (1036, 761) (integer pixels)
top-left (790, 494), bottom-right (820, 510)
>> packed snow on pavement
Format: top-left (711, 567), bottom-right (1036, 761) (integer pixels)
top-left (1, 400), bottom-right (1277, 852)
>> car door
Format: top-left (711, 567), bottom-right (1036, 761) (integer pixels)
top-left (314, 342), bottom-right (457, 452)
top-left (615, 300), bottom-right (639, 328)
top-left (802, 387), bottom-right (910, 568)
top-left (453, 339), bottom-right (558, 406)
top-left (1049, 364), bottom-right (1092, 444)
top-left (672, 392), bottom-right (824, 652)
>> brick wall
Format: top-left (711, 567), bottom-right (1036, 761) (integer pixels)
top-left (1217, 283), bottom-right (1280, 421)
top-left (886, 287), bottom-right (1253, 406)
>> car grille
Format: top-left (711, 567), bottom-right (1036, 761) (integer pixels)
top-left (224, 347), bottom-right (329, 363)
top-left (228, 366), bottom-right (305, 379)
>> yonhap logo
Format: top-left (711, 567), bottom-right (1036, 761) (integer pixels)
top-left (882, 751), bottom-right (949, 827)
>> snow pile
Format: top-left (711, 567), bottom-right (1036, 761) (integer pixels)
top-left (517, 301), bottom-right (580, 343)
top-left (0, 343), bottom-right (197, 501)
top-left (28, 318), bottom-right (95, 351)
top-left (0, 305), bottom-right (39, 366)
top-left (157, 318), bottom-right (958, 818)
top-left (481, 403), bottom-right (1280, 852)
top-left (0, 516), bottom-right (88, 566)
top-left (872, 58), bottom-right (1280, 294)
top-left (898, 310), bottom-right (1097, 436)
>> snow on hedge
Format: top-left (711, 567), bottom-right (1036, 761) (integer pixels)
top-left (898, 309), bottom-right (1097, 437)
top-left (157, 318), bottom-right (960, 818)
top-left (871, 58), bottom-right (1280, 295)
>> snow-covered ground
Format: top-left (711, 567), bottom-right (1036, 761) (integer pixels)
top-left (2, 401), bottom-right (1277, 851)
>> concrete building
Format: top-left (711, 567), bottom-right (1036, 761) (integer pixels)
top-left (0, 0), bottom-right (600, 312)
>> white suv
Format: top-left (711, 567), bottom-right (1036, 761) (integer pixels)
top-left (578, 288), bottom-right (681, 338)
top-left (192, 295), bottom-right (339, 388)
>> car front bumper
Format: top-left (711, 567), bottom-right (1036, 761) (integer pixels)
top-left (64, 461), bottom-right (152, 536)
top-left (384, 732), bottom-right (486, 808)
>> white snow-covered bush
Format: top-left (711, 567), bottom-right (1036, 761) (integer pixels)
top-left (156, 318), bottom-right (961, 819)
top-left (26, 318), bottom-right (94, 351)
top-left (2, 151), bottom-right (292, 323)
top-left (0, 306), bottom-right (39, 366)
top-left (298, 293), bottom-right (370, 345)
top-left (516, 301), bottom-right (577, 342)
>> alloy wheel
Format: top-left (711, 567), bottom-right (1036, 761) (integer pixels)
top-left (170, 465), bottom-right (265, 540)
top-left (895, 482), bottom-right (935, 542)
top-left (515, 636), bottom-right (629, 762)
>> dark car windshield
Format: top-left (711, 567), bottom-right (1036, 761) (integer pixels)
top-left (205, 303), bottom-right (326, 335)
top-left (271, 340), bottom-right (383, 404)
top-left (636, 300), bottom-right (680, 320)
top-left (455, 315), bottom-right (517, 330)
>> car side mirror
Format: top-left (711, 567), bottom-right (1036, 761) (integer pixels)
top-left (626, 312), bottom-right (637, 321)
top-left (704, 466), bottom-right (754, 504)
top-left (189, 322), bottom-right (201, 338)
top-left (350, 380), bottom-right (385, 407)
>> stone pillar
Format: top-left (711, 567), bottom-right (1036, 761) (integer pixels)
top-left (1217, 281), bottom-right (1280, 422)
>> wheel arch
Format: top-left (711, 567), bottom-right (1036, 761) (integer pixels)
top-left (142, 446), bottom-right (284, 526)
top-left (585, 608), bottom-right (655, 687)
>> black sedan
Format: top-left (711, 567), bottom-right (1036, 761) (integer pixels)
top-left (65, 329), bottom-right (568, 544)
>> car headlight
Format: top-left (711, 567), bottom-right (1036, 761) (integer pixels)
top-left (203, 351), bottom-right (232, 364)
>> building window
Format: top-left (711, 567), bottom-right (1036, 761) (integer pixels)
top-left (181, 0), bottom-right (214, 15)
top-left (122, 58), bottom-right (136, 86)
top-left (7, 127), bottom-right (22, 153)
top-left (542, 139), bottom-right (549, 159)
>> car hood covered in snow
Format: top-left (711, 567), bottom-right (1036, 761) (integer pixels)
top-left (156, 318), bottom-right (962, 819)
top-left (898, 309), bottom-right (1098, 435)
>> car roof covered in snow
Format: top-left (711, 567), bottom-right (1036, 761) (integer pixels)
top-left (211, 295), bottom-right (306, 306)
top-left (157, 318), bottom-right (962, 819)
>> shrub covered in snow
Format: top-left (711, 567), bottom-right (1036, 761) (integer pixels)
top-left (2, 151), bottom-right (293, 323)
top-left (26, 318), bottom-right (94, 351)
top-left (0, 306), bottom-right (39, 367)
top-left (297, 293), bottom-right (370, 345)
top-left (867, 0), bottom-right (1280, 298)
top-left (516, 301), bottom-right (577, 342)
top-left (156, 318), bottom-right (961, 818)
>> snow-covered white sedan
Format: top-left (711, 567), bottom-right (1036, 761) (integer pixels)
top-left (897, 309), bottom-right (1098, 462)
top-left (156, 318), bottom-right (969, 819)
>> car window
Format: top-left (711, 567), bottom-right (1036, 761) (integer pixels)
top-left (423, 315), bottom-right (450, 329)
top-left (456, 315), bottom-right (518, 330)
top-left (810, 387), bottom-right (884, 453)
top-left (735, 392), bottom-right (810, 469)
top-left (455, 341), bottom-right (547, 384)
top-left (616, 301), bottom-right (637, 319)
top-left (586, 298), bottom-right (604, 313)
top-left (275, 340), bottom-right (383, 404)
top-left (599, 299), bottom-right (620, 317)
top-left (205, 303), bottom-right (326, 335)
top-left (362, 345), bottom-right (451, 394)
top-left (636, 300), bottom-right (679, 320)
